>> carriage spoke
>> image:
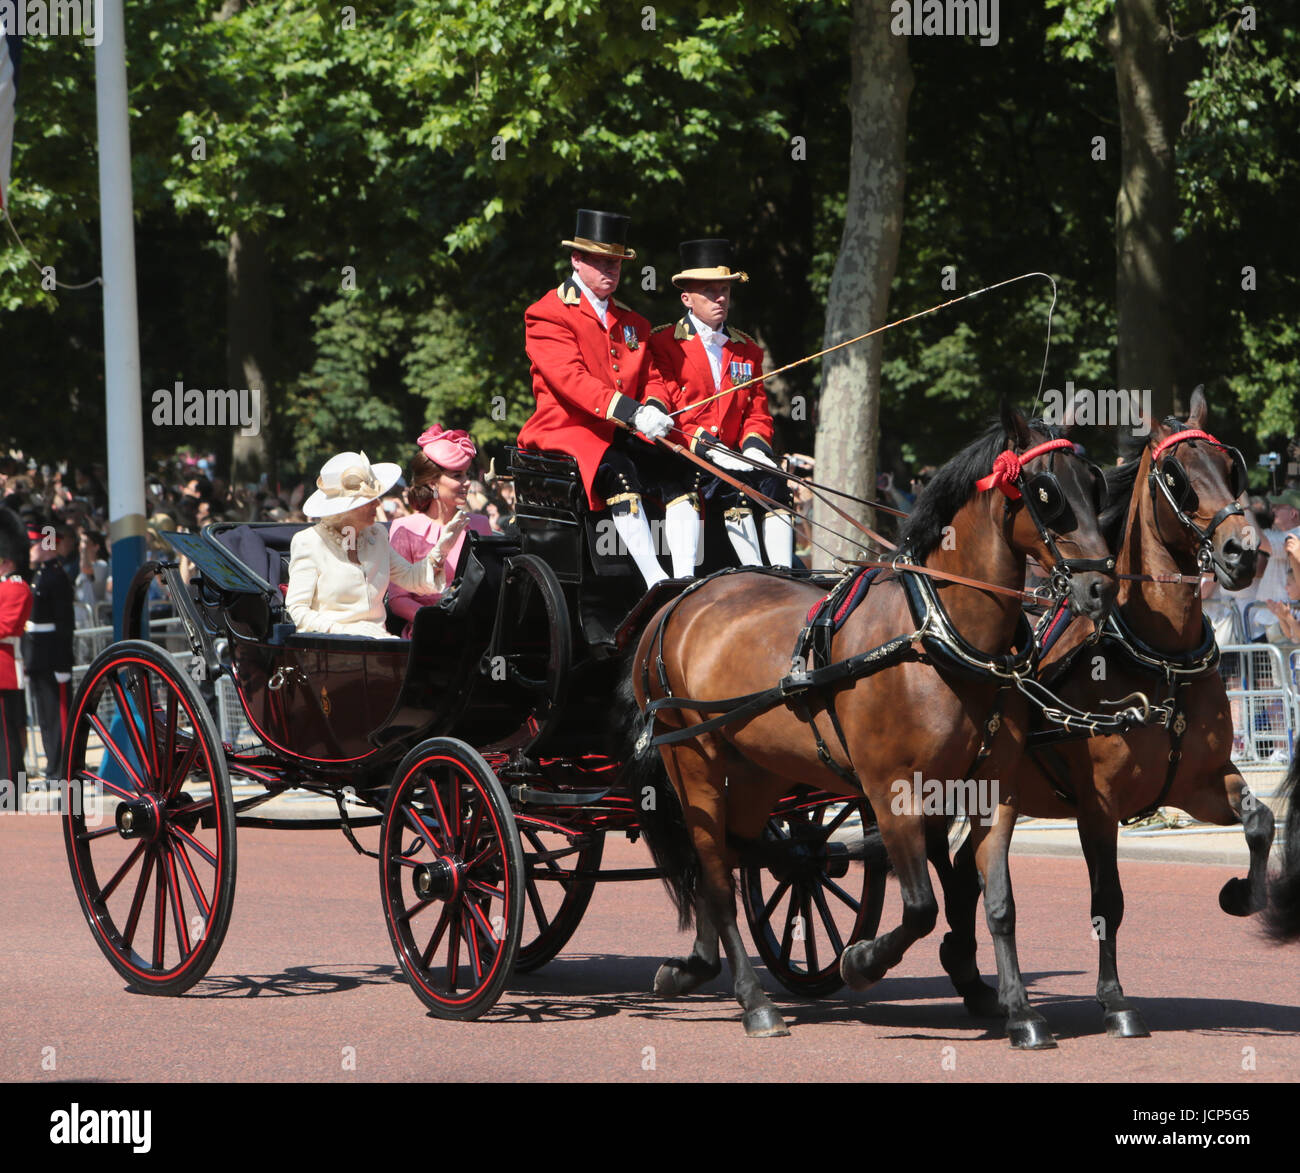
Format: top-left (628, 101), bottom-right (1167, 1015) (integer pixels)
top-left (459, 802), bottom-right (484, 857)
top-left (88, 713), bottom-right (148, 794)
top-left (822, 875), bottom-right (861, 913)
top-left (403, 804), bottom-right (446, 854)
top-left (525, 874), bottom-right (550, 932)
top-left (800, 891), bottom-right (819, 973)
top-left (426, 776), bottom-right (452, 845)
top-left (816, 804), bottom-right (854, 842)
top-left (164, 739), bottom-right (200, 801)
top-left (400, 895), bottom-right (439, 924)
top-left (170, 823), bottom-right (218, 868)
top-left (756, 878), bottom-right (791, 927)
top-left (778, 897), bottom-right (798, 966)
top-left (136, 668), bottom-right (161, 780)
top-left (165, 846), bottom-right (192, 956)
top-left (172, 836), bottom-right (211, 918)
top-left (76, 823), bottom-right (122, 842)
top-left (446, 912), bottom-right (461, 989)
top-left (467, 878), bottom-right (504, 900)
top-left (122, 848), bottom-right (156, 950)
top-left (152, 859), bottom-right (167, 969)
top-left (419, 905), bottom-right (453, 968)
top-left (109, 674), bottom-right (157, 791)
top-left (162, 692), bottom-right (178, 789)
top-left (811, 883), bottom-right (844, 959)
top-left (99, 841), bottom-right (146, 902)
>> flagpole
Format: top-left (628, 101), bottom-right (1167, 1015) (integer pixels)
top-left (94, 0), bottom-right (145, 639)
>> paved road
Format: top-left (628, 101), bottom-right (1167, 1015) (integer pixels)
top-left (3, 812), bottom-right (1296, 1083)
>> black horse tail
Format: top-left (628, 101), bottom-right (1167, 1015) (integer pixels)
top-left (1265, 751), bottom-right (1300, 942)
top-left (613, 659), bottom-right (699, 931)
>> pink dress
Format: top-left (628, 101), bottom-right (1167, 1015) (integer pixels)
top-left (388, 512), bottom-right (493, 636)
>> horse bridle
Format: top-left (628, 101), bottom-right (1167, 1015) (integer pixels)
top-left (1147, 428), bottom-right (1247, 574)
top-left (977, 437), bottom-right (1115, 598)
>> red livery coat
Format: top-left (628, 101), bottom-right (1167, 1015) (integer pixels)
top-left (647, 317), bottom-right (774, 457)
top-left (0, 576), bottom-right (34, 690)
top-left (518, 278), bottom-right (670, 508)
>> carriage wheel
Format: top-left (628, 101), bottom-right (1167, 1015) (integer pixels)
top-left (481, 554), bottom-right (571, 753)
top-left (740, 798), bottom-right (886, 997)
top-left (63, 640), bottom-right (236, 995)
top-left (381, 738), bottom-right (525, 1019)
top-left (514, 822), bottom-right (604, 972)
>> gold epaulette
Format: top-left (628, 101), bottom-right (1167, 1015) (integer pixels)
top-left (556, 279), bottom-right (581, 305)
top-left (729, 326), bottom-right (755, 346)
top-left (651, 323), bottom-right (674, 335)
top-left (612, 297), bottom-right (631, 311)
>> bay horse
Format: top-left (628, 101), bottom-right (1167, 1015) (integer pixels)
top-left (931, 387), bottom-right (1271, 1041)
top-left (620, 404), bottom-right (1116, 1041)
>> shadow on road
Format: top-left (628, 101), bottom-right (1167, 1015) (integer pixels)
top-left (156, 962), bottom-right (406, 998)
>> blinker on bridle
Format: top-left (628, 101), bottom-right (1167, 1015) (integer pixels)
top-left (976, 437), bottom-right (1115, 597)
top-left (1148, 428), bottom-right (1247, 573)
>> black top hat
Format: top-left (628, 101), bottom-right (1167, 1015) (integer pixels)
top-left (561, 209), bottom-right (636, 261)
top-left (672, 239), bottom-right (749, 288)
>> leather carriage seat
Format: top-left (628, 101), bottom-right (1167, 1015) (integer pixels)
top-left (216, 523), bottom-right (307, 591)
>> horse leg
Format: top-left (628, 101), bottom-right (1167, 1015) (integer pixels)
top-left (652, 892), bottom-right (722, 996)
top-left (1175, 766), bottom-right (1275, 917)
top-left (930, 823), bottom-right (1002, 1017)
top-left (1076, 807), bottom-right (1148, 1038)
top-left (839, 810), bottom-right (939, 990)
top-left (971, 803), bottom-right (1057, 1049)
top-left (664, 750), bottom-right (789, 1036)
top-left (649, 744), bottom-right (722, 997)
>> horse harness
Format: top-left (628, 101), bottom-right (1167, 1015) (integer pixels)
top-left (635, 557), bottom-right (1035, 791)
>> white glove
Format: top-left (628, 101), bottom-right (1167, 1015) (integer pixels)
top-left (707, 446), bottom-right (750, 473)
top-left (431, 508), bottom-right (470, 563)
top-left (743, 447), bottom-right (777, 469)
top-left (632, 405), bottom-right (673, 441)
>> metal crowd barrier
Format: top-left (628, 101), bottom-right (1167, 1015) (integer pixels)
top-left (1217, 642), bottom-right (1298, 767)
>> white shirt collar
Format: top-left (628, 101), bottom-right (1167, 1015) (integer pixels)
top-left (570, 270), bottom-right (610, 324)
top-left (689, 311), bottom-right (726, 348)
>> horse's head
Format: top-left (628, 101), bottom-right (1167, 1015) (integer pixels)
top-left (1141, 386), bottom-right (1258, 589)
top-left (987, 402), bottom-right (1116, 622)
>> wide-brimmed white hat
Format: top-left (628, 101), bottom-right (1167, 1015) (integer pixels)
top-left (302, 451), bottom-right (402, 518)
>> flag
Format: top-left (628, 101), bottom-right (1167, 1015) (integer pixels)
top-left (0, 19), bottom-right (19, 211)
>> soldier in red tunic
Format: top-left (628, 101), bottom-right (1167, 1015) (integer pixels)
top-left (517, 209), bottom-right (695, 587)
top-left (648, 239), bottom-right (796, 569)
top-left (0, 507), bottom-right (34, 794)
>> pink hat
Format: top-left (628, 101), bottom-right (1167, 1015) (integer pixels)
top-left (417, 425), bottom-right (476, 472)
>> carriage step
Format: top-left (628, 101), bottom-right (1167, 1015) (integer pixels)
top-left (508, 784), bottom-right (610, 807)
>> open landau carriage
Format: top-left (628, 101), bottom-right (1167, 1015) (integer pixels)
top-left (62, 449), bottom-right (887, 1018)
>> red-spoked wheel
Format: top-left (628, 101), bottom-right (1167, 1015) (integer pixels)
top-left (740, 798), bottom-right (886, 997)
top-left (380, 738), bottom-right (524, 1019)
top-left (62, 640), bottom-right (236, 994)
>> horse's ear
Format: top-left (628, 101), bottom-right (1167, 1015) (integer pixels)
top-left (1001, 399), bottom-right (1032, 448)
top-left (1187, 384), bottom-right (1208, 429)
top-left (1137, 390), bottom-right (1162, 446)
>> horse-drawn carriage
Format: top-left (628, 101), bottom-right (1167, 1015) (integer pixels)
top-left (61, 447), bottom-right (884, 1018)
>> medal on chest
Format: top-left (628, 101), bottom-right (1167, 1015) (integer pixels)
top-left (728, 360), bottom-right (753, 383)
top-left (622, 324), bottom-right (639, 351)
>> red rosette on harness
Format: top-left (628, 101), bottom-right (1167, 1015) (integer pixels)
top-left (974, 438), bottom-right (1075, 500)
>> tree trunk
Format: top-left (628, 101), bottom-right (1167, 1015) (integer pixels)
top-left (227, 227), bottom-right (272, 486)
top-left (218, 0), bottom-right (272, 486)
top-left (814, 0), bottom-right (911, 563)
top-left (1109, 0), bottom-right (1181, 419)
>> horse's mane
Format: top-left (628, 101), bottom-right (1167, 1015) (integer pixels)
top-left (1099, 459), bottom-right (1141, 550)
top-left (900, 417), bottom-right (1065, 561)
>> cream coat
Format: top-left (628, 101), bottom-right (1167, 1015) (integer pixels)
top-left (285, 523), bottom-right (446, 639)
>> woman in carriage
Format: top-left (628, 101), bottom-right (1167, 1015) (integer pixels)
top-left (284, 450), bottom-right (467, 638)
top-left (387, 425), bottom-right (493, 638)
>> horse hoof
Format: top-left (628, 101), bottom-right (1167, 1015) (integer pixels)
top-left (742, 1006), bottom-right (790, 1038)
top-left (961, 981), bottom-right (1005, 1019)
top-left (839, 943), bottom-right (879, 992)
top-left (1104, 1008), bottom-right (1150, 1038)
top-left (1007, 1018), bottom-right (1058, 1050)
top-left (653, 962), bottom-right (688, 997)
top-left (1218, 877), bottom-right (1254, 917)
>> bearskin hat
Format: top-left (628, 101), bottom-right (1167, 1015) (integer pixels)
top-left (0, 506), bottom-right (29, 575)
